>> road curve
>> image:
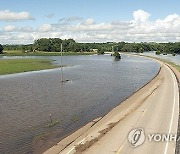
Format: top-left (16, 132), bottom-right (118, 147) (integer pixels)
top-left (44, 62), bottom-right (179, 154)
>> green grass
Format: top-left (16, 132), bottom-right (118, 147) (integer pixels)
top-left (156, 58), bottom-right (180, 72)
top-left (0, 58), bottom-right (59, 75)
top-left (1, 50), bottom-right (96, 56)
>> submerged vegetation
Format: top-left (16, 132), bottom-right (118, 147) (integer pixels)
top-left (45, 120), bottom-right (60, 128)
top-left (0, 58), bottom-right (59, 75)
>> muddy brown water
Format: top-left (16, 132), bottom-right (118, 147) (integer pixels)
top-left (0, 54), bottom-right (160, 153)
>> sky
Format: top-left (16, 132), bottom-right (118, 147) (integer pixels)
top-left (0, 0), bottom-right (180, 44)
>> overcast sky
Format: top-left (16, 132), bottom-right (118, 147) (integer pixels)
top-left (0, 0), bottom-right (180, 44)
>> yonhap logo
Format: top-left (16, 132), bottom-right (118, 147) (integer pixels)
top-left (128, 128), bottom-right (145, 148)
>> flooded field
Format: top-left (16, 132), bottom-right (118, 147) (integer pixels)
top-left (0, 54), bottom-right (160, 153)
top-left (139, 51), bottom-right (180, 65)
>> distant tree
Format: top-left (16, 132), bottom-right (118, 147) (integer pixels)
top-left (97, 50), bottom-right (104, 55)
top-left (138, 47), bottom-right (144, 53)
top-left (3, 38), bottom-right (180, 55)
top-left (121, 44), bottom-right (133, 52)
top-left (117, 42), bottom-right (125, 51)
top-left (0, 44), bottom-right (3, 54)
top-left (171, 42), bottom-right (180, 54)
top-left (29, 46), bottom-right (33, 52)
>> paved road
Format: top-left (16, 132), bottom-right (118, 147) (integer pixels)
top-left (83, 64), bottom-right (179, 154)
top-left (46, 63), bottom-right (179, 154)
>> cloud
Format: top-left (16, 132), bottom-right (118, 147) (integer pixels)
top-left (71, 22), bottom-right (112, 31)
top-left (58, 16), bottom-right (83, 25)
top-left (133, 9), bottom-right (151, 22)
top-left (2, 10), bottom-right (180, 44)
top-left (21, 26), bottom-right (34, 32)
top-left (66, 16), bottom-right (83, 22)
top-left (82, 18), bottom-right (95, 25)
top-left (0, 10), bottom-right (34, 21)
top-left (3, 25), bottom-right (17, 32)
top-left (38, 24), bottom-right (53, 32)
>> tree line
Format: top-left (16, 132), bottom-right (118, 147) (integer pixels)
top-left (1, 38), bottom-right (180, 54)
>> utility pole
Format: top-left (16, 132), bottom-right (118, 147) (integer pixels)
top-left (60, 43), bottom-right (63, 82)
top-left (112, 46), bottom-right (114, 52)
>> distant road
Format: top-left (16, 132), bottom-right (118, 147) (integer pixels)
top-left (45, 62), bottom-right (179, 154)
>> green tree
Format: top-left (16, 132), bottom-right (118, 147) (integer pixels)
top-left (138, 47), bottom-right (144, 53)
top-left (121, 44), bottom-right (133, 52)
top-left (97, 50), bottom-right (104, 55)
top-left (113, 51), bottom-right (121, 60)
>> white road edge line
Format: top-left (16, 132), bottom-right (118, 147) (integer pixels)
top-left (66, 147), bottom-right (74, 154)
top-left (164, 65), bottom-right (177, 154)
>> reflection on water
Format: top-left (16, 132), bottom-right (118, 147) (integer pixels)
top-left (0, 55), bottom-right (160, 153)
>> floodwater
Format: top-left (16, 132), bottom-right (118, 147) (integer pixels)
top-left (0, 54), bottom-right (160, 154)
top-left (138, 51), bottom-right (180, 65)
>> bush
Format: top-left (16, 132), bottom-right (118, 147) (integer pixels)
top-left (155, 51), bottom-right (161, 55)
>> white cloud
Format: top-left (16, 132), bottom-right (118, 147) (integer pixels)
top-left (38, 24), bottom-right (53, 32)
top-left (164, 14), bottom-right (179, 22)
top-left (82, 18), bottom-right (95, 25)
top-left (0, 10), bottom-right (34, 21)
top-left (3, 25), bottom-right (17, 31)
top-left (133, 10), bottom-right (151, 22)
top-left (2, 10), bottom-right (180, 44)
top-left (72, 22), bottom-right (112, 31)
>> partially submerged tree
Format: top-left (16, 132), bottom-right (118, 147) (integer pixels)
top-left (113, 51), bottom-right (121, 60)
top-left (155, 51), bottom-right (161, 55)
top-left (0, 44), bottom-right (3, 54)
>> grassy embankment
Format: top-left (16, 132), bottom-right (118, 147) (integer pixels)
top-left (1, 50), bottom-right (96, 56)
top-left (0, 58), bottom-right (60, 75)
top-left (159, 59), bottom-right (180, 72)
top-left (145, 55), bottom-right (180, 72)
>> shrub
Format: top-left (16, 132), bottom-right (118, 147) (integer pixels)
top-left (155, 51), bottom-right (161, 55)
